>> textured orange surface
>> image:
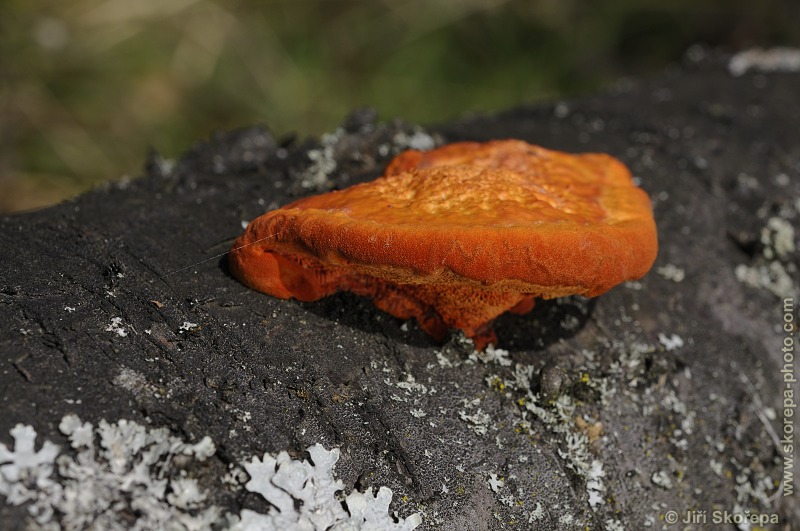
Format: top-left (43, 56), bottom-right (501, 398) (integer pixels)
top-left (229, 140), bottom-right (658, 349)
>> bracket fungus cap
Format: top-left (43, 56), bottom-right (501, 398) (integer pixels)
top-left (230, 139), bottom-right (658, 348)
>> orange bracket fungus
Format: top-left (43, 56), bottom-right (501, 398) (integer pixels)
top-left (230, 139), bottom-right (658, 349)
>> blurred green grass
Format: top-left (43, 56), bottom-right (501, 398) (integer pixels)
top-left (1, 0), bottom-right (797, 212)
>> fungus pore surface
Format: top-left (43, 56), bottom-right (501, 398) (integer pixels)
top-left (230, 139), bottom-right (658, 349)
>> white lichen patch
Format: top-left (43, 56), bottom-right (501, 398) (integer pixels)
top-left (302, 129), bottom-right (344, 191)
top-left (729, 46), bottom-right (800, 76)
top-left (680, 410), bottom-right (696, 435)
top-left (235, 444), bottom-right (421, 530)
top-left (459, 409), bottom-right (491, 436)
top-left (178, 321), bottom-right (199, 333)
top-left (524, 393), bottom-right (577, 437)
top-left (487, 473), bottom-right (505, 493)
top-left (586, 460), bottom-right (606, 510)
top-left (732, 463), bottom-right (777, 509)
top-left (658, 333), bottom-right (684, 351)
top-left (470, 345), bottom-right (513, 366)
top-left (604, 518), bottom-right (626, 531)
top-left (651, 470), bottom-right (674, 490)
top-left (656, 264), bottom-right (685, 283)
top-left (0, 424), bottom-right (60, 520)
top-left (435, 351), bottom-right (456, 369)
top-left (105, 316), bottom-right (127, 337)
top-left (0, 415), bottom-right (219, 529)
top-left (393, 374), bottom-right (429, 396)
top-left (735, 216), bottom-right (798, 298)
top-left (1, 418), bottom-right (421, 530)
top-left (377, 129), bottom-right (436, 159)
top-left (557, 431), bottom-right (594, 476)
top-left (661, 389), bottom-right (688, 416)
top-left (392, 130), bottom-right (436, 152)
top-left (558, 513), bottom-right (574, 526)
top-left (735, 261), bottom-right (796, 299)
top-left (508, 370), bottom-right (610, 515)
top-left (527, 502), bottom-right (544, 522)
top-left (762, 216), bottom-right (796, 259)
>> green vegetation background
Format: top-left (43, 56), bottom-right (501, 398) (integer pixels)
top-left (1, 0), bottom-right (797, 212)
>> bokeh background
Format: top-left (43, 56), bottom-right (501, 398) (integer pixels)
top-left (2, 0), bottom-right (798, 212)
